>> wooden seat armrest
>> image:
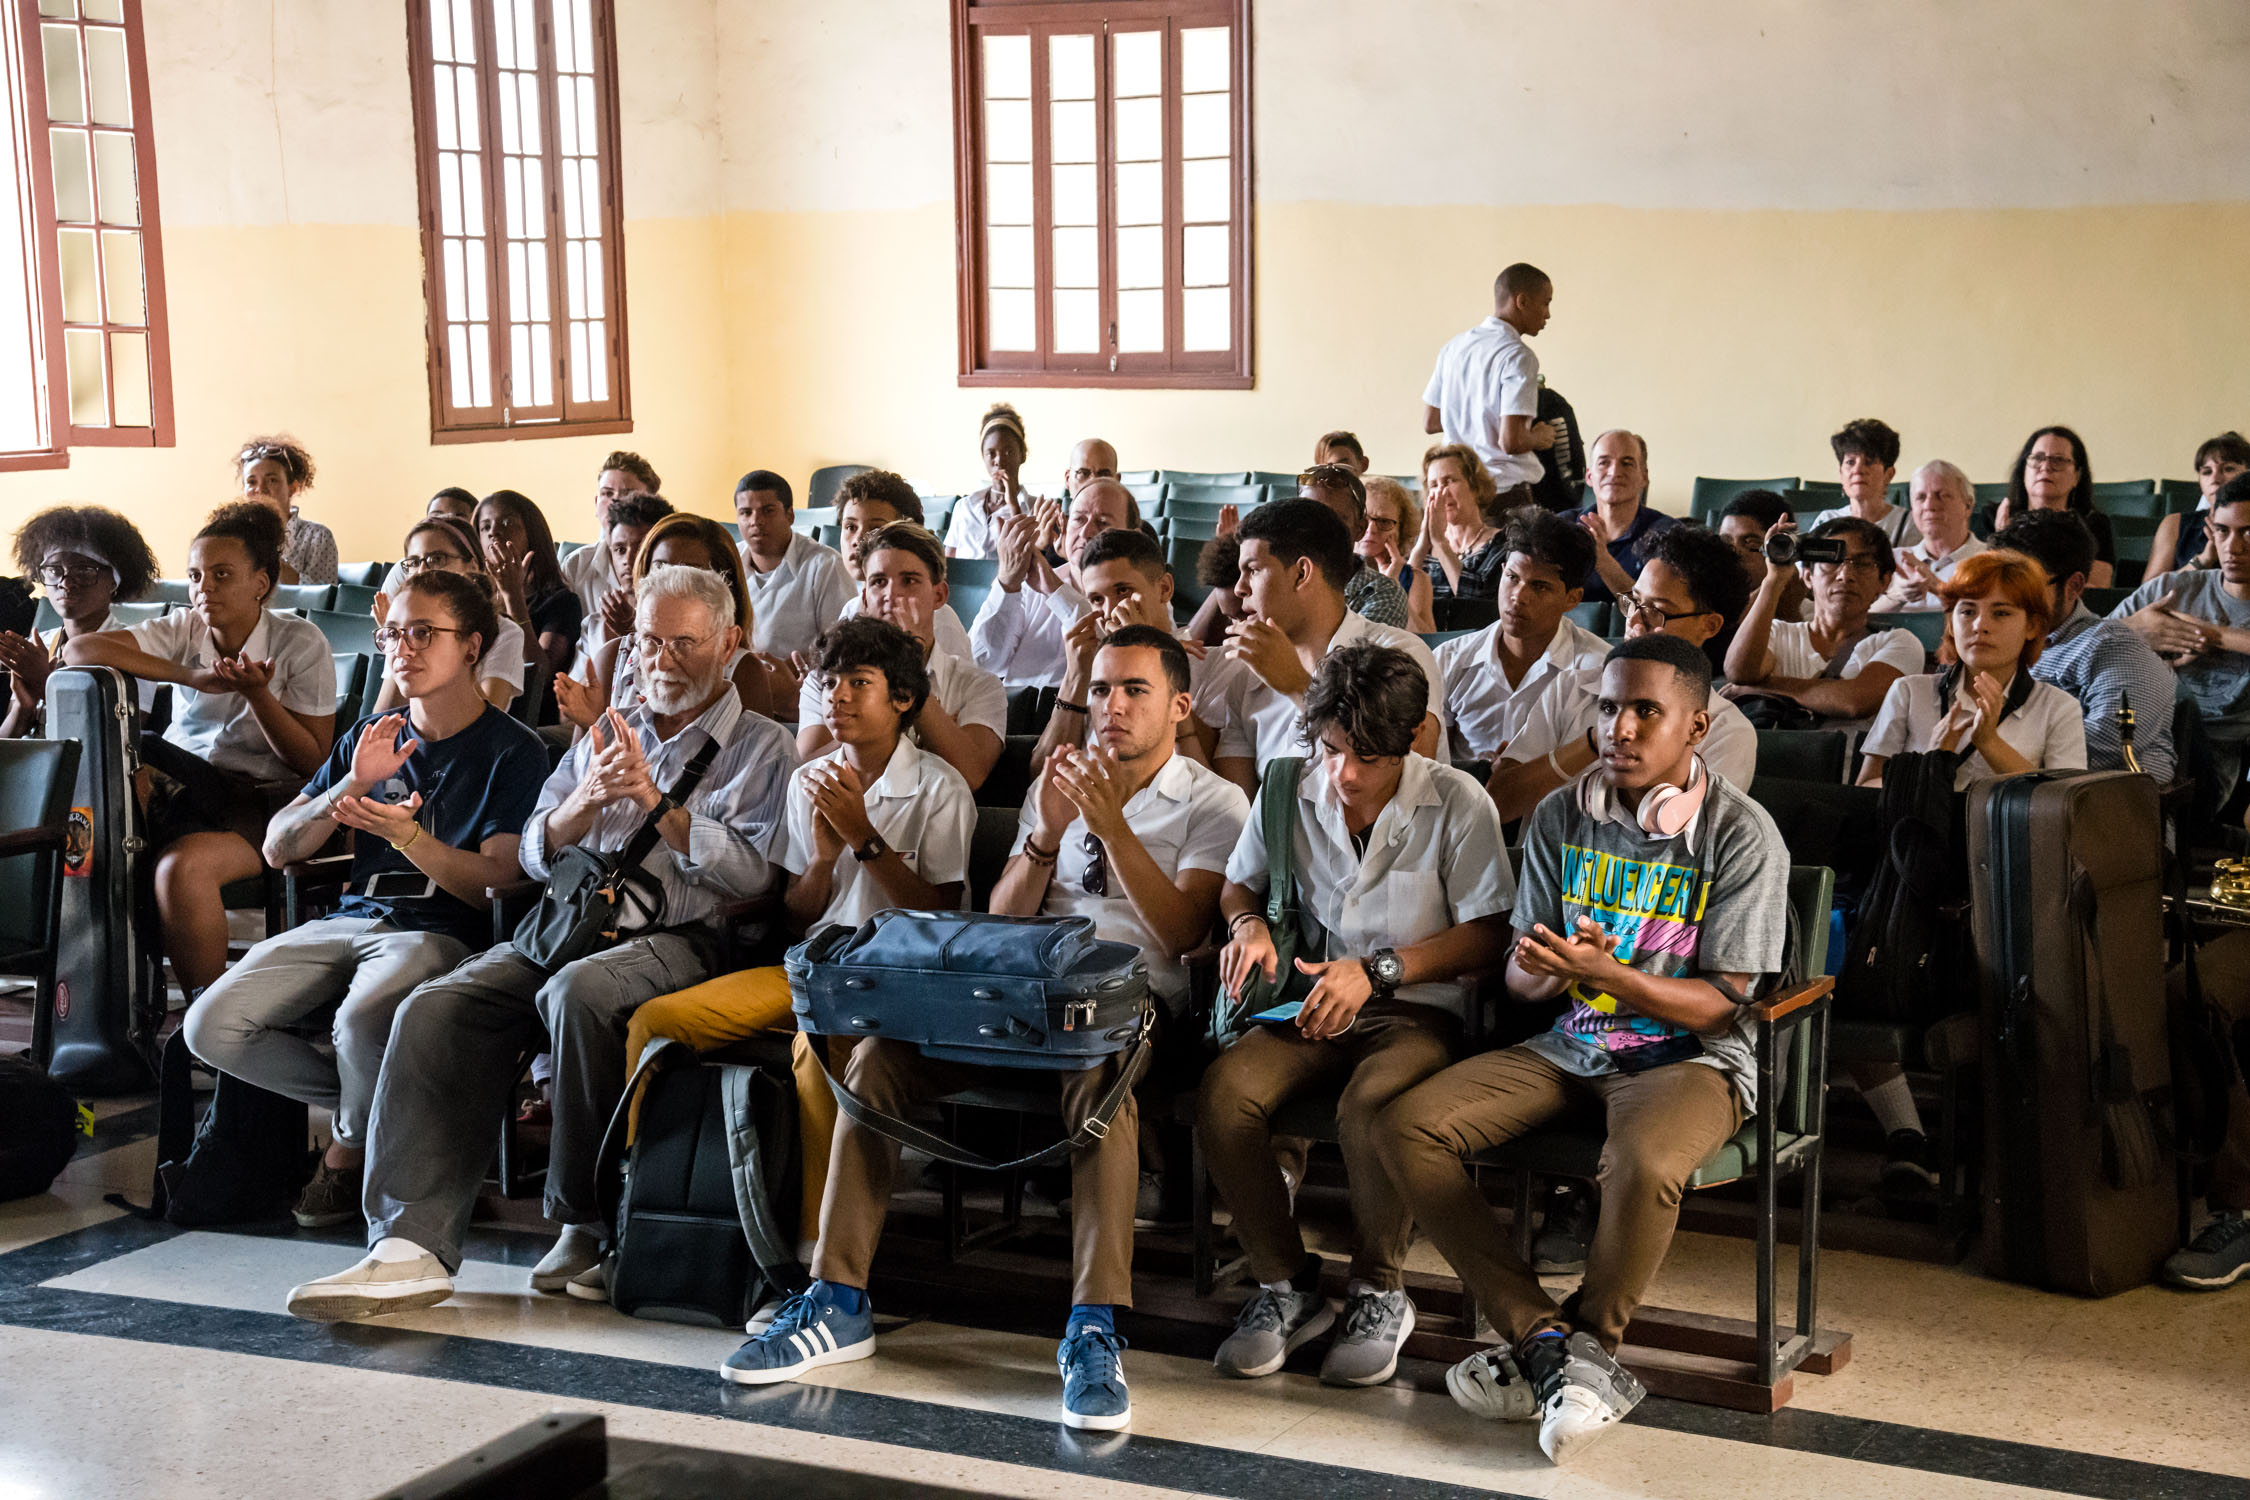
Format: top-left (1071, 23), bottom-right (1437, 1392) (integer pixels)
top-left (1748, 976), bottom-right (1833, 1024)
top-left (0, 823), bottom-right (69, 858)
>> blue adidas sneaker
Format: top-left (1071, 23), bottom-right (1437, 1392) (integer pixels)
top-left (1058, 1325), bottom-right (1132, 1431)
top-left (719, 1287), bottom-right (876, 1385)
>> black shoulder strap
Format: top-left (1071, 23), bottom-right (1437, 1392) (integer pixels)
top-left (615, 733), bottom-right (721, 873)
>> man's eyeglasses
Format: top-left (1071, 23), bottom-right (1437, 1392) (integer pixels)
top-left (1619, 592), bottom-right (1711, 624)
top-left (636, 630), bottom-right (716, 660)
top-left (376, 624), bottom-right (467, 652)
top-left (394, 553), bottom-right (469, 575)
top-left (36, 562), bottom-right (108, 585)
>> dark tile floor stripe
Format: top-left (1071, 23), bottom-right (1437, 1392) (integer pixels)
top-left (5, 1219), bottom-right (2247, 1500)
top-left (0, 1283), bottom-right (1531, 1500)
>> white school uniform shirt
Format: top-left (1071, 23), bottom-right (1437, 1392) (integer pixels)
top-left (782, 738), bottom-right (976, 931)
top-left (1763, 618), bottom-right (1927, 732)
top-left (1223, 752), bottom-right (1513, 1022)
top-left (743, 532), bottom-right (853, 658)
top-left (971, 579), bottom-right (1164, 690)
top-left (943, 484), bottom-right (1048, 561)
top-left (1421, 315), bottom-right (1542, 492)
top-left (1012, 752), bottom-right (1249, 1011)
top-left (125, 608), bottom-right (336, 781)
top-left (1436, 615), bottom-right (1611, 761)
top-left (561, 538), bottom-right (618, 658)
top-left (480, 616), bottom-right (528, 694)
top-left (797, 642), bottom-right (1007, 750)
top-left (836, 593), bottom-right (974, 662)
top-left (1211, 609), bottom-right (1449, 767)
top-left (1873, 535), bottom-right (1987, 613)
top-left (1862, 672), bottom-right (2088, 791)
top-left (1503, 662), bottom-right (1760, 792)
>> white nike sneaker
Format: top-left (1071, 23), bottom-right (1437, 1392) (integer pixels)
top-left (1520, 1331), bottom-right (1645, 1464)
top-left (1445, 1343), bottom-right (1540, 1421)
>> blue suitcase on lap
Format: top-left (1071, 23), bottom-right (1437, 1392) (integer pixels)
top-left (787, 909), bottom-right (1151, 1071)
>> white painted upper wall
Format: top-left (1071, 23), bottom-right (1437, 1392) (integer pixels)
top-left (712, 0), bottom-right (2250, 213)
top-left (124, 0), bottom-right (2250, 228)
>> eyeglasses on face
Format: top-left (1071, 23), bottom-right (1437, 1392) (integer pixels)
top-left (635, 630), bottom-right (716, 660)
top-left (395, 553), bottom-right (469, 574)
top-left (37, 561), bottom-right (108, 585)
top-left (376, 624), bottom-right (467, 652)
top-left (1619, 592), bottom-right (1709, 623)
top-left (2026, 454), bottom-right (2078, 472)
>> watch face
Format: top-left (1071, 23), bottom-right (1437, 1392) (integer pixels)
top-left (1372, 951), bottom-right (1405, 986)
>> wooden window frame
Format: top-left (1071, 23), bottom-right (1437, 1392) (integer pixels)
top-left (951, 0), bottom-right (1252, 390)
top-left (405, 0), bottom-right (631, 446)
top-left (2, 0), bottom-right (174, 470)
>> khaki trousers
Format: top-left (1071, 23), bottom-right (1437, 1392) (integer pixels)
top-left (624, 966), bottom-right (836, 1240)
top-left (812, 1035), bottom-right (1148, 1307)
top-left (1377, 1044), bottom-right (1741, 1351)
top-left (1196, 1004), bottom-right (1459, 1290)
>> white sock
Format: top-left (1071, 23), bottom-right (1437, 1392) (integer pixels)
top-left (1346, 1278), bottom-right (1379, 1299)
top-left (1862, 1073), bottom-right (1925, 1137)
top-left (369, 1236), bottom-right (434, 1265)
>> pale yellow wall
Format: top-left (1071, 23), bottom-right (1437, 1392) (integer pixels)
top-left (4, 0), bottom-right (2248, 577)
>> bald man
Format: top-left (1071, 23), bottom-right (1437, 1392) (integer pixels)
top-left (1577, 429), bottom-right (1676, 604)
top-left (1063, 439), bottom-right (1121, 500)
top-left (971, 478), bottom-right (1155, 688)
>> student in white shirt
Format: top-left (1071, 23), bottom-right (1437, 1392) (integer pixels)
top-left (560, 450), bottom-right (663, 655)
top-left (800, 523), bottom-right (1005, 791)
top-left (1874, 461), bottom-right (1985, 612)
top-left (579, 491), bottom-right (677, 661)
top-left (0, 504), bottom-right (160, 738)
top-left (621, 614), bottom-right (971, 1282)
top-left (969, 479), bottom-right (1142, 689)
top-left (830, 470), bottom-right (974, 660)
top-left (369, 518), bottom-right (527, 715)
top-left (1204, 642), bottom-right (1514, 1389)
top-left (944, 403), bottom-right (1043, 560)
top-left (1490, 524), bottom-right (1757, 822)
top-left (1030, 528), bottom-right (1225, 767)
top-left (1421, 263), bottom-right (1559, 502)
top-left (1210, 500), bottom-right (1446, 794)
top-left (1436, 509), bottom-right (1606, 761)
top-left (1860, 550), bottom-right (2088, 790)
top-left (64, 503), bottom-right (336, 994)
top-left (736, 469), bottom-right (852, 660)
top-left (1722, 515), bottom-right (1924, 732)
top-left (1810, 419), bottom-right (1919, 550)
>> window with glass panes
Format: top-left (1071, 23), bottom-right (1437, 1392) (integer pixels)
top-left (953, 0), bottom-right (1250, 389)
top-left (1, 0), bottom-right (172, 468)
top-left (406, 0), bottom-right (629, 442)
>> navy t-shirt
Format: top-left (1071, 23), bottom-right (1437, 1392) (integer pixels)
top-left (303, 704), bottom-right (550, 945)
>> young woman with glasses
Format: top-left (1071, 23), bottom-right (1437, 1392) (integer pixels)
top-left (1, 505), bottom-right (161, 738)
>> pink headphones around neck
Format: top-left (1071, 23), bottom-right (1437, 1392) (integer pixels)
top-left (1578, 752), bottom-right (1709, 838)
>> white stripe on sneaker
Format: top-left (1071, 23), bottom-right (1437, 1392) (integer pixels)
top-left (813, 1323), bottom-right (836, 1355)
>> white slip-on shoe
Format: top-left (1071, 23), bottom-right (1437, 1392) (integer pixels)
top-left (286, 1249), bottom-right (454, 1323)
top-left (529, 1227), bottom-right (603, 1292)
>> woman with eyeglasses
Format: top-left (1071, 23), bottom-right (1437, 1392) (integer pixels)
top-left (236, 434), bottom-right (336, 586)
top-left (1410, 443), bottom-right (1510, 601)
top-left (1981, 426), bottom-right (2115, 589)
top-left (473, 489), bottom-right (580, 676)
top-left (367, 519), bottom-right (526, 715)
top-left (1358, 477), bottom-right (1437, 634)
top-left (1, 505), bottom-right (162, 737)
top-left (62, 503), bottom-right (336, 997)
top-left (556, 513), bottom-right (795, 730)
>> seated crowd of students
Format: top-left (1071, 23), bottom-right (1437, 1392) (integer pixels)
top-left (3, 406), bottom-right (2249, 1468)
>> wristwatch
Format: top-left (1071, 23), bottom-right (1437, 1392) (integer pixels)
top-left (649, 793), bottom-right (680, 822)
top-left (853, 832), bottom-right (891, 863)
top-left (1362, 948), bottom-right (1404, 998)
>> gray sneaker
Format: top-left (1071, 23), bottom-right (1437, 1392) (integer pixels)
top-left (1319, 1288), bottom-right (1416, 1386)
top-left (2164, 1209), bottom-right (2250, 1290)
top-left (1213, 1284), bottom-right (1334, 1378)
top-left (1519, 1331), bottom-right (1646, 1465)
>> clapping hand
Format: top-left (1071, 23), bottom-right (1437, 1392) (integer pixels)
top-left (1216, 504), bottom-right (1240, 540)
top-left (553, 666), bottom-right (604, 729)
top-left (206, 653), bottom-right (276, 695)
top-left (1051, 745), bottom-right (1130, 842)
top-left (580, 709), bottom-right (656, 810)
top-left (599, 585), bottom-right (636, 640)
top-left (2126, 592), bottom-right (2219, 661)
top-left (994, 513), bottom-right (1039, 591)
top-left (1515, 917), bottom-right (1622, 986)
top-left (347, 711), bottom-right (419, 794)
top-left (331, 788), bottom-right (424, 847)
top-left (1032, 496), bottom-right (1065, 553)
top-left (0, 631), bottom-right (52, 709)
top-left (806, 759), bottom-right (876, 851)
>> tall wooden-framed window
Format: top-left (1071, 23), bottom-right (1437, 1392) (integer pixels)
top-left (951, 0), bottom-right (1251, 389)
top-left (406, 0), bottom-right (629, 444)
top-left (1, 0), bottom-right (173, 470)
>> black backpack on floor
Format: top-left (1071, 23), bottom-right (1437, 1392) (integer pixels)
top-left (0, 1054), bottom-right (85, 1202)
top-left (1837, 749), bottom-right (1972, 1026)
top-left (596, 1039), bottom-right (804, 1329)
top-left (145, 1030), bottom-right (315, 1226)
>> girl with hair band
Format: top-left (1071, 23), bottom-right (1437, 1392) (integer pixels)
top-left (943, 403), bottom-right (1041, 560)
top-left (367, 518), bottom-right (529, 715)
top-left (61, 502), bottom-right (337, 996)
top-left (1, 505), bottom-right (161, 737)
top-left (236, 434), bottom-right (337, 585)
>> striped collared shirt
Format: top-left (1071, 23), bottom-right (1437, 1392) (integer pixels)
top-left (519, 688), bottom-right (797, 931)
